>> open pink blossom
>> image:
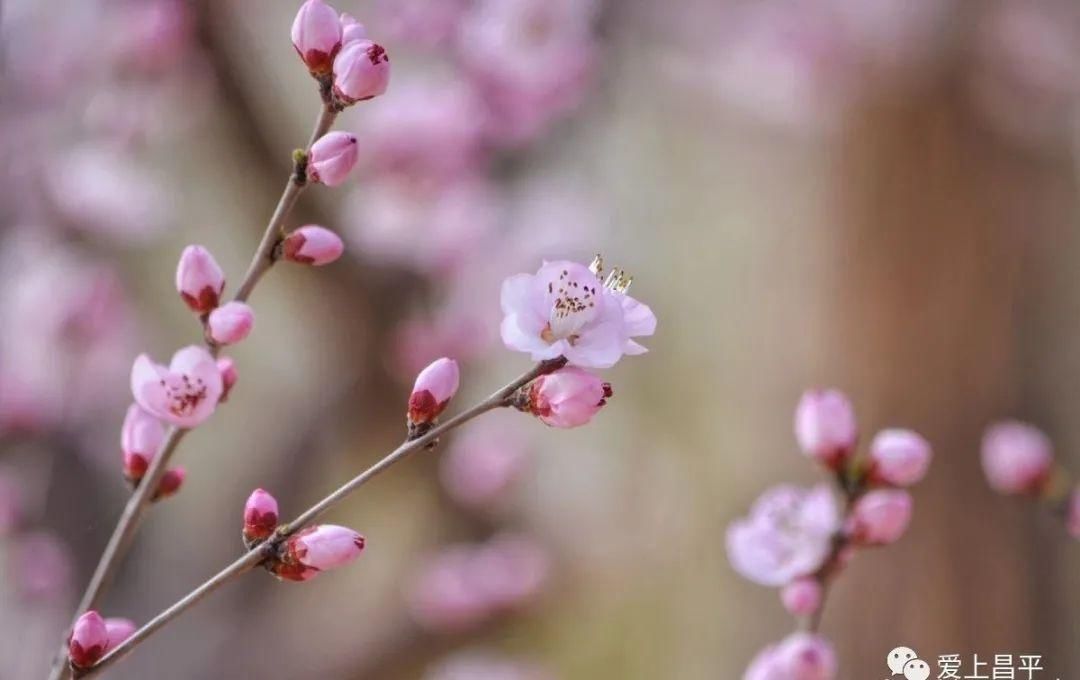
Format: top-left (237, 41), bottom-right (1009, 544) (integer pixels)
top-left (308, 131), bottom-right (359, 187)
top-left (121, 403), bottom-right (165, 482)
top-left (847, 489), bottom-right (912, 546)
top-left (744, 633), bottom-right (837, 680)
top-left (69, 611), bottom-right (108, 669)
top-left (727, 484), bottom-right (839, 587)
top-left (243, 488), bottom-right (279, 542)
top-left (130, 346), bottom-right (223, 428)
top-left (867, 429), bottom-right (932, 487)
top-left (291, 0), bottom-right (342, 75)
top-left (500, 258), bottom-right (655, 368)
top-left (103, 618), bottom-right (137, 653)
top-left (175, 245), bottom-right (225, 314)
top-left (525, 367), bottom-right (611, 429)
top-left (207, 302), bottom-right (255, 346)
top-left (283, 225), bottom-right (344, 265)
top-left (981, 420), bottom-right (1054, 495)
top-left (794, 389), bottom-right (858, 468)
top-left (408, 357), bottom-right (460, 424)
top-left (276, 525), bottom-right (365, 581)
top-left (333, 40), bottom-right (390, 104)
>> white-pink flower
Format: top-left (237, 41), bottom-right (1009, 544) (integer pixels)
top-left (500, 258), bottom-right (655, 368)
top-left (867, 428), bottom-right (932, 487)
top-left (130, 346), bottom-right (223, 428)
top-left (847, 489), bottom-right (913, 546)
top-left (726, 484), bottom-right (839, 587)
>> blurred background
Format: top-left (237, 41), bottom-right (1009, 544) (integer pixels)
top-left (2, 0), bottom-right (1080, 677)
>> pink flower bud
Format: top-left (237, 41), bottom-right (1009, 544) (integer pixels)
top-left (333, 40), bottom-right (390, 104)
top-left (867, 429), bottom-right (932, 487)
top-left (276, 525), bottom-right (365, 581)
top-left (218, 357), bottom-right (238, 403)
top-left (780, 578), bottom-right (822, 617)
top-left (175, 245), bottom-right (225, 314)
top-left (69, 611), bottom-right (108, 669)
top-left (291, 0), bottom-right (342, 75)
top-left (308, 131), bottom-right (359, 187)
top-left (848, 489), bottom-right (913, 546)
top-left (408, 357), bottom-right (460, 424)
top-left (339, 13), bottom-right (367, 45)
top-left (103, 618), bottom-right (136, 653)
top-left (207, 302), bottom-right (255, 346)
top-left (981, 421), bottom-right (1054, 495)
top-left (525, 367), bottom-right (611, 429)
top-left (131, 346), bottom-right (223, 428)
top-left (153, 467), bottom-right (186, 501)
top-left (243, 488), bottom-right (279, 542)
top-left (121, 404), bottom-right (164, 483)
top-left (1067, 488), bottom-right (1080, 540)
top-left (794, 389), bottom-right (858, 468)
top-left (283, 225), bottom-right (344, 265)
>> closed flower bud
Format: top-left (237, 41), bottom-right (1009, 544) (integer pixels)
top-left (207, 302), bottom-right (255, 346)
top-left (524, 367), bottom-right (611, 429)
top-left (780, 578), bottom-right (822, 617)
top-left (339, 13), bottom-right (367, 45)
top-left (121, 404), bottom-right (164, 483)
top-left (274, 524), bottom-right (365, 581)
top-left (175, 245), bottom-right (225, 314)
top-left (981, 421), bottom-right (1054, 495)
top-left (69, 611), bottom-right (108, 669)
top-left (794, 389), bottom-right (858, 468)
top-left (867, 429), bottom-right (932, 487)
top-left (290, 0), bottom-right (342, 76)
top-left (283, 225), bottom-right (344, 265)
top-left (333, 40), bottom-right (390, 104)
top-left (153, 467), bottom-right (186, 502)
top-left (408, 358), bottom-right (460, 425)
top-left (307, 131), bottom-right (359, 187)
top-left (243, 488), bottom-right (279, 542)
top-left (847, 489), bottom-right (913, 546)
top-left (103, 618), bottom-right (136, 653)
top-left (218, 357), bottom-right (238, 403)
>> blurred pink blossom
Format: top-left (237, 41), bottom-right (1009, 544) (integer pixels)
top-left (744, 632), bottom-right (837, 680)
top-left (457, 0), bottom-right (598, 146)
top-left (780, 577), bottom-right (822, 617)
top-left (107, 0), bottom-right (194, 74)
top-left (407, 534), bottom-right (550, 632)
top-left (103, 618), bottom-right (137, 653)
top-left (794, 389), bottom-right (858, 469)
top-left (425, 650), bottom-right (554, 680)
top-left (347, 177), bottom-right (500, 275)
top-left (867, 429), bottom-right (932, 487)
top-left (727, 485), bottom-right (840, 587)
top-left (440, 419), bottom-right (530, 510)
top-left (846, 489), bottom-right (913, 546)
top-left (207, 302), bottom-right (256, 346)
top-left (375, 0), bottom-right (468, 49)
top-left (10, 532), bottom-right (72, 600)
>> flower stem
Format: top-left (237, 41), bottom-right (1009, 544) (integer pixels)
top-left (47, 105), bottom-right (338, 680)
top-left (76, 358), bottom-right (567, 678)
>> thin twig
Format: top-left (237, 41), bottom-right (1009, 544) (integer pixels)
top-left (47, 104), bottom-right (338, 680)
top-left (78, 358), bottom-right (566, 678)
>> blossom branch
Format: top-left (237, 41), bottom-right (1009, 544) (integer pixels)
top-left (48, 104), bottom-right (338, 680)
top-left (76, 358), bottom-right (567, 678)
